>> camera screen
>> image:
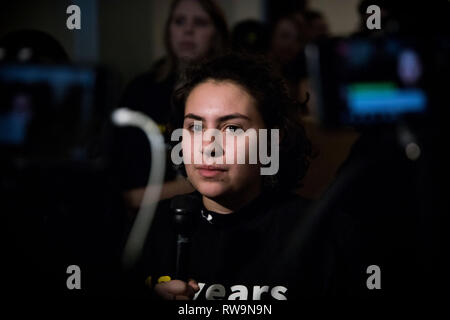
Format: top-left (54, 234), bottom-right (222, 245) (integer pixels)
top-left (0, 64), bottom-right (98, 157)
top-left (307, 37), bottom-right (430, 126)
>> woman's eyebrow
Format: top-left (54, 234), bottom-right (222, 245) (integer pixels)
top-left (218, 113), bottom-right (250, 122)
top-left (184, 113), bottom-right (250, 122)
top-left (184, 113), bottom-right (203, 121)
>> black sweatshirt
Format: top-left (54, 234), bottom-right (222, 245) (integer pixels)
top-left (136, 190), bottom-right (336, 300)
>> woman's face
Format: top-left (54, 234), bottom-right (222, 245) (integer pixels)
top-left (271, 18), bottom-right (301, 64)
top-left (182, 80), bottom-right (265, 201)
top-left (170, 0), bottom-right (216, 63)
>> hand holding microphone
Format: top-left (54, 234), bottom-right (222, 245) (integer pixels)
top-left (153, 194), bottom-right (201, 300)
top-left (112, 109), bottom-right (202, 298)
top-left (154, 278), bottom-right (200, 300)
top-left (171, 194), bottom-right (201, 281)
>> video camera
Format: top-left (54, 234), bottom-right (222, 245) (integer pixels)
top-left (306, 36), bottom-right (449, 128)
top-left (0, 63), bottom-right (126, 297)
top-left (0, 63), bottom-right (112, 167)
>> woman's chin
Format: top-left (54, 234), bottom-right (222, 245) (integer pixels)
top-left (195, 181), bottom-right (228, 199)
top-left (178, 52), bottom-right (202, 64)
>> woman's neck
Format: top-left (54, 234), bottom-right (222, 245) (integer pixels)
top-left (202, 184), bottom-right (262, 214)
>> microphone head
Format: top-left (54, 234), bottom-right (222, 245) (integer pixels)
top-left (170, 194), bottom-right (202, 234)
top-left (170, 194), bottom-right (202, 214)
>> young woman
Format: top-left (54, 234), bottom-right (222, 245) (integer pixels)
top-left (138, 54), bottom-right (330, 301)
top-left (114, 0), bottom-right (229, 213)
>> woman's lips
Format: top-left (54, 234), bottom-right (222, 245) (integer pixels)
top-left (179, 41), bottom-right (196, 50)
top-left (196, 165), bottom-right (227, 178)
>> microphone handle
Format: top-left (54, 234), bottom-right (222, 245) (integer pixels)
top-left (175, 233), bottom-right (190, 281)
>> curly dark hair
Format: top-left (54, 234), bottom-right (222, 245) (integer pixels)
top-left (170, 53), bottom-right (311, 191)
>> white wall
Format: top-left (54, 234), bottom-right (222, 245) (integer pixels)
top-left (98, 0), bottom-right (154, 86)
top-left (217, 0), bottom-right (264, 27)
top-left (309, 0), bottom-right (361, 36)
top-left (149, 0), bottom-right (171, 63)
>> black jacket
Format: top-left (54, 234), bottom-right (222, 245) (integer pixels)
top-left (134, 191), bottom-right (341, 300)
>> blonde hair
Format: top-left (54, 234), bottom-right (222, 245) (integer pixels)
top-left (155, 0), bottom-right (229, 82)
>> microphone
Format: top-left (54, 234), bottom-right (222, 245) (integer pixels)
top-left (170, 194), bottom-right (201, 281)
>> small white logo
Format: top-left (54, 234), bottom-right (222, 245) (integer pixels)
top-left (66, 5), bottom-right (81, 30)
top-left (366, 265), bottom-right (381, 290)
top-left (66, 265), bottom-right (81, 290)
top-left (366, 5), bottom-right (381, 30)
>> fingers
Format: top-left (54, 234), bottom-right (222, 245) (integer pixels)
top-left (154, 281), bottom-right (176, 300)
top-left (187, 279), bottom-right (200, 292)
top-left (155, 279), bottom-right (199, 300)
top-left (174, 294), bottom-right (191, 300)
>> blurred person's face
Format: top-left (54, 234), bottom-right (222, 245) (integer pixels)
top-left (271, 19), bottom-right (302, 64)
top-left (292, 13), bottom-right (307, 46)
top-left (182, 80), bottom-right (265, 206)
top-left (170, 0), bottom-right (216, 63)
top-left (308, 17), bottom-right (329, 40)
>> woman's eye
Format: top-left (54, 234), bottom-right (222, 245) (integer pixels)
top-left (194, 18), bottom-right (210, 27)
top-left (224, 125), bottom-right (242, 134)
top-left (189, 123), bottom-right (203, 132)
top-left (173, 16), bottom-right (185, 26)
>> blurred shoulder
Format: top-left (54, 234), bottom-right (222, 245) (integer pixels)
top-left (266, 190), bottom-right (314, 222)
top-left (274, 190), bottom-right (313, 210)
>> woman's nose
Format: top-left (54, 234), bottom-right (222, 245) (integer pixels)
top-left (200, 134), bottom-right (224, 158)
top-left (183, 20), bottom-right (195, 34)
